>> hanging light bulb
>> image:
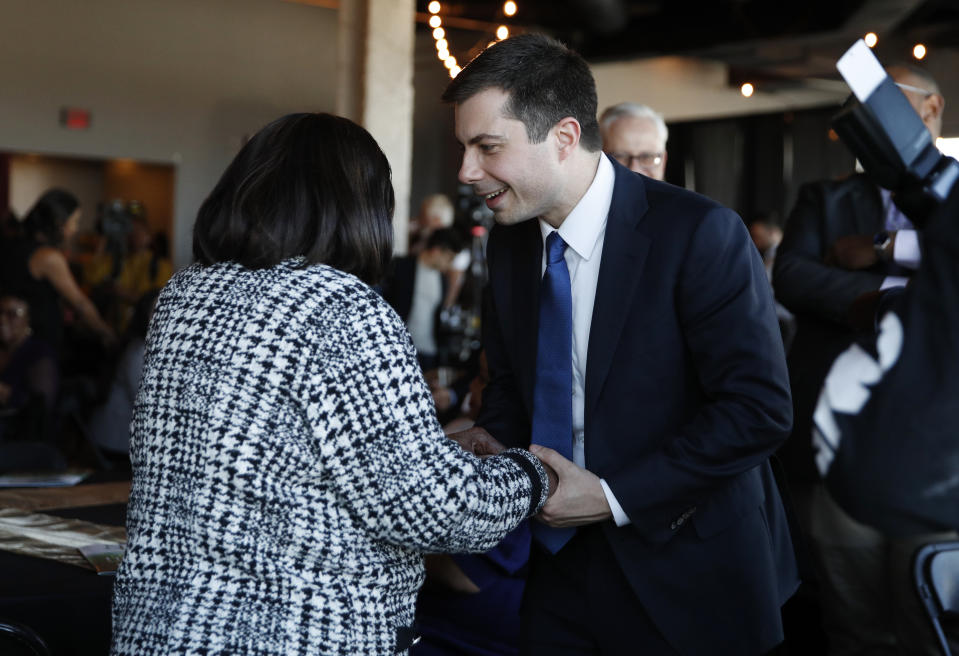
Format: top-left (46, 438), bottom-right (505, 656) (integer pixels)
top-left (504, 1), bottom-right (517, 16)
top-left (496, 25), bottom-right (509, 40)
top-left (428, 1), bottom-right (441, 14)
top-left (864, 32), bottom-right (878, 48)
top-left (913, 43), bottom-right (927, 60)
top-left (432, 27), bottom-right (445, 40)
top-left (741, 82), bottom-right (754, 98)
top-left (429, 15), bottom-right (442, 28)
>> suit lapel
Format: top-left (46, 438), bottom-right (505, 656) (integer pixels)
top-left (502, 220), bottom-right (542, 416)
top-left (585, 168), bottom-right (652, 420)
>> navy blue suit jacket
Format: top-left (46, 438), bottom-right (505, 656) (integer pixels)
top-left (476, 159), bottom-right (799, 654)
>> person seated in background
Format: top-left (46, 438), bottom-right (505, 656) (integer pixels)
top-left (0, 189), bottom-right (115, 355)
top-left (87, 289), bottom-right (159, 462)
top-left (0, 292), bottom-right (65, 471)
top-left (599, 101), bottom-right (669, 181)
top-left (415, 351), bottom-right (531, 656)
top-left (380, 227), bottom-right (464, 370)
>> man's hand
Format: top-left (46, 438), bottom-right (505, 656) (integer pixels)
top-left (448, 426), bottom-right (505, 457)
top-left (530, 445), bottom-right (612, 527)
top-left (826, 233), bottom-right (892, 270)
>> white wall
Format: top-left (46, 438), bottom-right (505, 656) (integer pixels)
top-left (8, 155), bottom-right (104, 230)
top-left (0, 0), bottom-right (338, 268)
top-left (593, 56), bottom-right (848, 123)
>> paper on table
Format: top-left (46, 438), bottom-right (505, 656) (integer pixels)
top-left (0, 469), bottom-right (93, 488)
top-left (0, 508), bottom-right (126, 570)
top-left (78, 542), bottom-right (125, 575)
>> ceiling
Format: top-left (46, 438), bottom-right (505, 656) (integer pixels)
top-left (418, 0), bottom-right (959, 89)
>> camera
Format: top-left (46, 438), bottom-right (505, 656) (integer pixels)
top-left (831, 40), bottom-right (959, 227)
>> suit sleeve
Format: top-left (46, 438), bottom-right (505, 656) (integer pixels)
top-left (605, 208), bottom-right (793, 540)
top-left (773, 181), bottom-right (885, 325)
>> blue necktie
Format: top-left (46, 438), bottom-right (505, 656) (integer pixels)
top-left (530, 231), bottom-right (576, 553)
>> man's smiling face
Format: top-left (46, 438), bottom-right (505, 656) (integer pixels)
top-left (454, 87), bottom-right (565, 226)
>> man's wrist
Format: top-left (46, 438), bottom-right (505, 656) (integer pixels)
top-left (873, 230), bottom-right (894, 262)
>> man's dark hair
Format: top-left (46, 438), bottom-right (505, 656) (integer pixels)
top-left (442, 34), bottom-right (602, 152)
top-left (23, 188), bottom-right (79, 246)
top-left (424, 227), bottom-right (464, 254)
top-left (193, 112), bottom-right (395, 285)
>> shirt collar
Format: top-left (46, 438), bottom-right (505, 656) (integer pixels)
top-left (539, 154), bottom-right (614, 261)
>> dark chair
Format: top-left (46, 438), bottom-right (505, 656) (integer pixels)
top-left (914, 540), bottom-right (959, 656)
top-left (0, 619), bottom-right (52, 656)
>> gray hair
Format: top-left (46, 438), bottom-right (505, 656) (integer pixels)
top-left (599, 102), bottom-right (668, 146)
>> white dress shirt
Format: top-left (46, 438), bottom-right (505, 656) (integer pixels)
top-left (537, 154), bottom-right (631, 526)
top-left (878, 188), bottom-right (921, 290)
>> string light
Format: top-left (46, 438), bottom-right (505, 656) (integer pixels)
top-left (913, 43), bottom-right (927, 60)
top-left (429, 3), bottom-right (514, 77)
top-left (864, 32), bottom-right (878, 48)
top-left (741, 82), bottom-right (754, 98)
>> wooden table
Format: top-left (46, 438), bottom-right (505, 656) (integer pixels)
top-left (0, 476), bottom-right (130, 655)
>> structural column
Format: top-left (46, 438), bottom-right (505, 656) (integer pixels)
top-left (338, 0), bottom-right (415, 254)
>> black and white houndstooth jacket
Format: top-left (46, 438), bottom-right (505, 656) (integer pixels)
top-left (111, 261), bottom-right (548, 656)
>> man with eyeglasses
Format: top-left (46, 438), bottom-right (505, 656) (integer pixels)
top-left (599, 102), bottom-right (668, 181)
top-left (773, 63), bottom-right (957, 655)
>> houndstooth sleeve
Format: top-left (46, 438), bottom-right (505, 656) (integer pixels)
top-left (305, 289), bottom-right (548, 554)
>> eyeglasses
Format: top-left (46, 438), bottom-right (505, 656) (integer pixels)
top-left (609, 151), bottom-right (664, 169)
top-left (895, 82), bottom-right (936, 98)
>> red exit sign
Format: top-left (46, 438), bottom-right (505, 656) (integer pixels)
top-left (60, 107), bottom-right (91, 130)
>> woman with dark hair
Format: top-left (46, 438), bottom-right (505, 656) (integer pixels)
top-left (0, 189), bottom-right (115, 352)
top-left (111, 113), bottom-right (553, 656)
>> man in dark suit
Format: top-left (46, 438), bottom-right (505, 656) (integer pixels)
top-left (443, 34), bottom-right (798, 655)
top-left (773, 64), bottom-right (953, 654)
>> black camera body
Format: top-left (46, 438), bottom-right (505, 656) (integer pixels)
top-left (831, 40), bottom-right (959, 226)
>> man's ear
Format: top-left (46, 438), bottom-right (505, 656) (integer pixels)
top-left (923, 93), bottom-right (945, 124)
top-left (553, 117), bottom-right (582, 160)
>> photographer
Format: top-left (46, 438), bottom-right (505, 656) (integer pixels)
top-left (774, 64), bottom-right (956, 654)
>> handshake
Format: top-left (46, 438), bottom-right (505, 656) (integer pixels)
top-left (447, 427), bottom-right (614, 528)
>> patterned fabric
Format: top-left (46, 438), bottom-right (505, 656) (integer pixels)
top-left (111, 260), bottom-right (548, 656)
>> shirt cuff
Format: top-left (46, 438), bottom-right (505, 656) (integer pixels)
top-left (880, 276), bottom-right (909, 291)
top-left (893, 229), bottom-right (921, 269)
top-left (599, 478), bottom-right (631, 527)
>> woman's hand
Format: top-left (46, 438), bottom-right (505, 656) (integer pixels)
top-left (447, 426), bottom-right (505, 457)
